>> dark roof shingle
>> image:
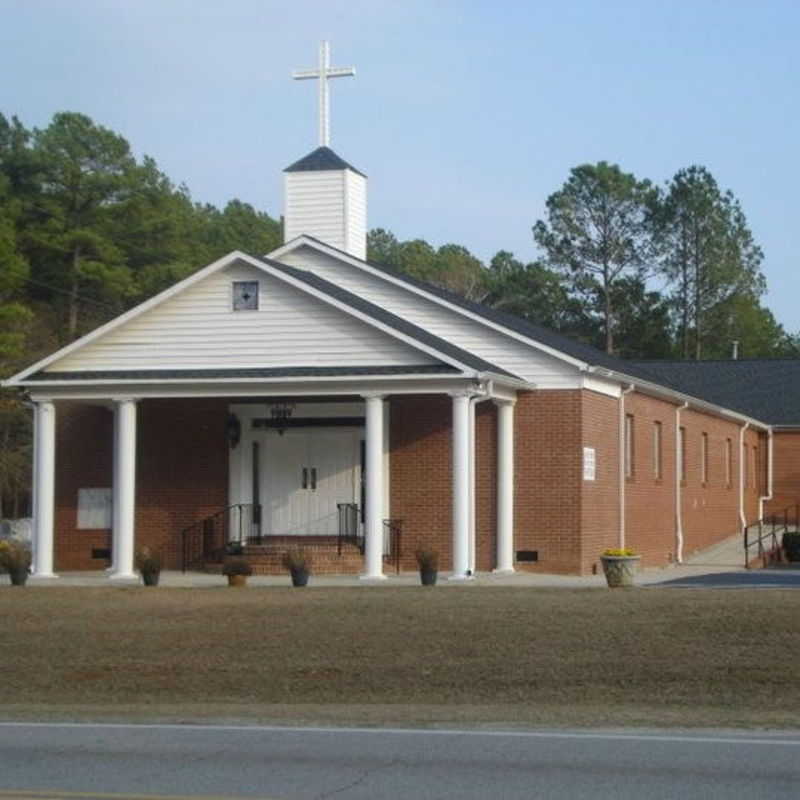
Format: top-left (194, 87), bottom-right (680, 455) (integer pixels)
top-left (284, 146), bottom-right (366, 178)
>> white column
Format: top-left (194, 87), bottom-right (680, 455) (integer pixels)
top-left (110, 398), bottom-right (138, 580)
top-left (32, 401), bottom-right (57, 578)
top-left (450, 392), bottom-right (473, 580)
top-left (108, 404), bottom-right (119, 573)
top-left (494, 400), bottom-right (515, 573)
top-left (361, 394), bottom-right (386, 580)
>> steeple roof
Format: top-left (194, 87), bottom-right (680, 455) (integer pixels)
top-left (284, 146), bottom-right (366, 178)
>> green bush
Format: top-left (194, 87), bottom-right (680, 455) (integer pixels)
top-left (782, 532), bottom-right (800, 562)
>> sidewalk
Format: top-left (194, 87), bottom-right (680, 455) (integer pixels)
top-left (20, 533), bottom-right (800, 588)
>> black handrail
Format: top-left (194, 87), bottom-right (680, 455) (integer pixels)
top-left (181, 503), bottom-right (261, 573)
top-left (744, 503), bottom-right (798, 568)
top-left (383, 518), bottom-right (403, 575)
top-left (337, 503), bottom-right (363, 554)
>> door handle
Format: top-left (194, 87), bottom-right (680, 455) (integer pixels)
top-left (302, 467), bottom-right (308, 489)
top-left (311, 468), bottom-right (317, 491)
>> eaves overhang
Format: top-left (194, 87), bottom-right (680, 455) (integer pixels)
top-left (588, 365), bottom-right (772, 431)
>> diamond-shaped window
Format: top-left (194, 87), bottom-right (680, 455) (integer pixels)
top-left (233, 281), bottom-right (259, 311)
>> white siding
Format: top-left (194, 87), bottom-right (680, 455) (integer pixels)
top-left (344, 170), bottom-right (367, 260)
top-left (284, 171), bottom-right (346, 252)
top-left (278, 246), bottom-right (582, 385)
top-left (46, 263), bottom-right (438, 372)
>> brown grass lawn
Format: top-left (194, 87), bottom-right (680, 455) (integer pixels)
top-left (2, 586), bottom-right (800, 728)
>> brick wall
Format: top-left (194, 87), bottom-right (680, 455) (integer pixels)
top-left (614, 392), bottom-right (762, 570)
top-left (514, 390), bottom-right (583, 574)
top-left (53, 398), bottom-right (228, 571)
top-left (54, 402), bottom-right (114, 571)
top-left (389, 395), bottom-right (453, 570)
top-left (580, 390), bottom-right (621, 574)
top-left (766, 431), bottom-right (800, 517)
top-left (51, 388), bottom-right (767, 576)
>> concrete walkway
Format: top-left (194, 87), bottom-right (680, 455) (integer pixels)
top-left (17, 532), bottom-right (800, 589)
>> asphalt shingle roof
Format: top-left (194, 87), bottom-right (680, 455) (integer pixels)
top-left (626, 359), bottom-right (800, 426)
top-left (291, 237), bottom-right (800, 424)
top-left (284, 146), bottom-right (366, 178)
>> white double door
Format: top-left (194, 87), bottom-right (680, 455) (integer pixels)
top-left (259, 427), bottom-right (362, 536)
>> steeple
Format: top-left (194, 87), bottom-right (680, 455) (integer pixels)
top-left (283, 42), bottom-right (367, 260)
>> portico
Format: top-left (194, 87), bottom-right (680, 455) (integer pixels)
top-left (24, 371), bottom-right (519, 579)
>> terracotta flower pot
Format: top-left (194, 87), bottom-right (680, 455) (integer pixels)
top-left (600, 555), bottom-right (641, 588)
top-left (227, 574), bottom-right (248, 588)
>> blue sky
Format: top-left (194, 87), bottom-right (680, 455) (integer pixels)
top-left (2, 0), bottom-right (799, 331)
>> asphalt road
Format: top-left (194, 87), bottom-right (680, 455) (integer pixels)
top-left (0, 722), bottom-right (799, 800)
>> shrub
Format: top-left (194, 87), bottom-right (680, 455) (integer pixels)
top-left (415, 549), bottom-right (439, 571)
top-left (602, 548), bottom-right (637, 557)
top-left (222, 556), bottom-right (253, 576)
top-left (783, 532), bottom-right (800, 562)
top-left (134, 546), bottom-right (161, 576)
top-left (0, 539), bottom-right (32, 573)
top-left (282, 548), bottom-right (312, 572)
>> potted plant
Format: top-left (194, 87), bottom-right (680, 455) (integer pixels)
top-left (415, 548), bottom-right (439, 586)
top-left (600, 548), bottom-right (641, 588)
top-left (282, 547), bottom-right (312, 587)
top-left (135, 546), bottom-right (162, 587)
top-left (0, 539), bottom-right (32, 586)
top-left (222, 556), bottom-right (253, 587)
top-left (783, 532), bottom-right (800, 562)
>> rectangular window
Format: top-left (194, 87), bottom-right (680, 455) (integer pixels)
top-left (653, 421), bottom-right (663, 480)
top-left (232, 280), bottom-right (259, 311)
top-left (701, 432), bottom-right (708, 485)
top-left (725, 438), bottom-right (732, 488)
top-left (625, 414), bottom-right (634, 479)
top-left (678, 426), bottom-right (686, 484)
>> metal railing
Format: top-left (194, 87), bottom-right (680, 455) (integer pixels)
top-left (744, 503), bottom-right (798, 568)
top-left (337, 504), bottom-right (403, 573)
top-left (337, 503), bottom-right (363, 555)
top-left (383, 518), bottom-right (403, 575)
top-left (181, 503), bottom-right (261, 573)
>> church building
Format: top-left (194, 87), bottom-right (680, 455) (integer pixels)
top-left (4, 44), bottom-right (798, 580)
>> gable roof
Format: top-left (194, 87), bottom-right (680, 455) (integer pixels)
top-left (4, 250), bottom-right (517, 388)
top-left (284, 146), bottom-right (366, 178)
top-left (274, 235), bottom-right (671, 379)
top-left (261, 257), bottom-right (516, 378)
top-left (627, 359), bottom-right (800, 426)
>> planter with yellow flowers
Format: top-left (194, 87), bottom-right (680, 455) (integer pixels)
top-left (600, 548), bottom-right (640, 588)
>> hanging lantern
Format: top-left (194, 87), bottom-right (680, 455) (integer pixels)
top-left (269, 402), bottom-right (295, 435)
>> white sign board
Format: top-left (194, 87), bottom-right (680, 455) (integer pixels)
top-left (583, 447), bottom-right (596, 481)
top-left (77, 488), bottom-right (112, 529)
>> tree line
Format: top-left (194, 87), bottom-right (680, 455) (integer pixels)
top-left (0, 111), bottom-right (796, 515)
top-left (370, 162), bottom-right (795, 361)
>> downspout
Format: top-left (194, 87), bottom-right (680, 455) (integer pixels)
top-left (675, 402), bottom-right (688, 564)
top-left (739, 422), bottom-right (751, 534)
top-left (758, 428), bottom-right (773, 522)
top-left (618, 384), bottom-right (635, 549)
top-left (468, 381), bottom-right (492, 575)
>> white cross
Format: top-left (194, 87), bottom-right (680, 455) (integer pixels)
top-left (292, 41), bottom-right (355, 148)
